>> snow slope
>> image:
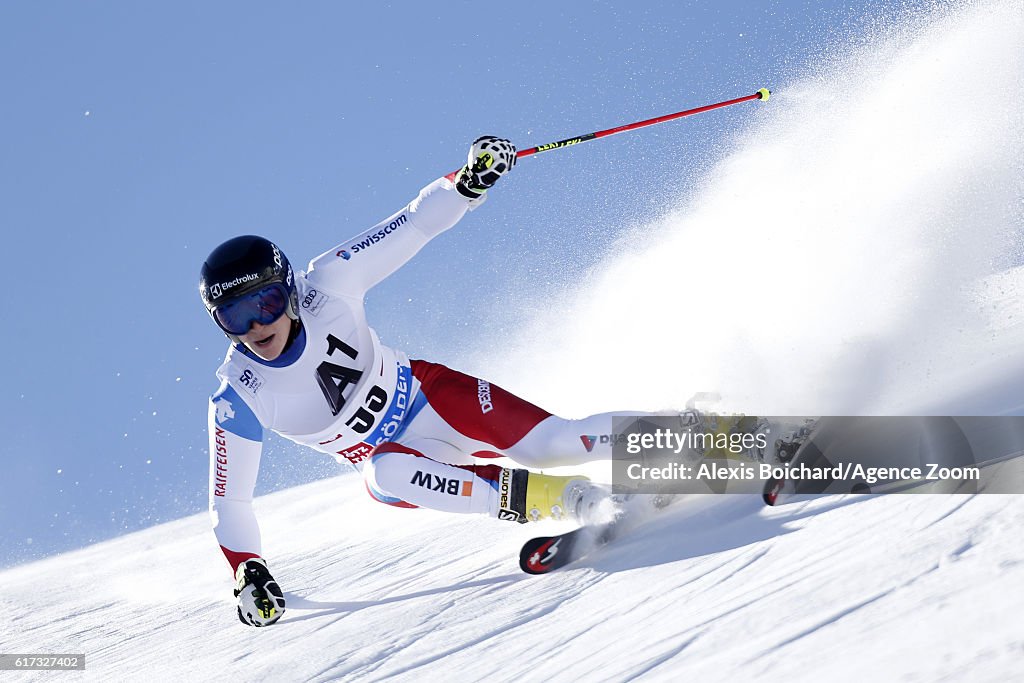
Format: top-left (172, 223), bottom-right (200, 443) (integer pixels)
top-left (3, 475), bottom-right (1023, 681)
top-left (4, 1), bottom-right (1024, 680)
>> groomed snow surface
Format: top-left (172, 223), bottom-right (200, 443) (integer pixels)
top-left (3, 477), bottom-right (1023, 681)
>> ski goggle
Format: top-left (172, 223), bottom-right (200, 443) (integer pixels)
top-left (212, 283), bottom-right (290, 335)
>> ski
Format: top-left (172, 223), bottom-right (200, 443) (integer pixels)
top-left (519, 494), bottom-right (677, 574)
top-left (761, 418), bottom-right (1024, 506)
top-left (519, 521), bottom-right (622, 574)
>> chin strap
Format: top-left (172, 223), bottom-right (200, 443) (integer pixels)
top-left (283, 319), bottom-right (302, 352)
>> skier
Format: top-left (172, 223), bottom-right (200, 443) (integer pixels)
top-left (202, 137), bottom-right (643, 626)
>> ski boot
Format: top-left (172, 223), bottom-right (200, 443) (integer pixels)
top-left (698, 414), bottom-right (773, 462)
top-left (500, 469), bottom-right (616, 525)
top-left (774, 420), bottom-right (815, 463)
top-left (764, 420), bottom-right (817, 505)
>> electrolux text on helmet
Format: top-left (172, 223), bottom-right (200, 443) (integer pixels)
top-left (209, 272), bottom-right (261, 300)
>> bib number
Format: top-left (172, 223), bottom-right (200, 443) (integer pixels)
top-left (315, 334), bottom-right (389, 433)
top-left (316, 334), bottom-right (363, 416)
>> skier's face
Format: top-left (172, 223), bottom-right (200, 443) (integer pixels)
top-left (239, 311), bottom-right (292, 361)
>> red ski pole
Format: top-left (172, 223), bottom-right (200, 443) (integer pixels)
top-left (517, 88), bottom-right (771, 158)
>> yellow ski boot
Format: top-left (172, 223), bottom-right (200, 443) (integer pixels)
top-left (497, 468), bottom-right (603, 523)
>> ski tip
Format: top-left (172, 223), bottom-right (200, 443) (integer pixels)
top-left (520, 535), bottom-right (563, 575)
top-left (762, 476), bottom-right (783, 506)
top-left (757, 87), bottom-right (771, 101)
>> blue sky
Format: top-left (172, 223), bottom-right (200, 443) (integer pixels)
top-left (0, 0), bottom-right (903, 565)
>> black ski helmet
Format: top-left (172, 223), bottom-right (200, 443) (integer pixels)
top-left (199, 235), bottom-right (300, 342)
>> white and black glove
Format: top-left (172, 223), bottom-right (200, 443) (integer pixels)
top-left (455, 135), bottom-right (517, 202)
top-left (234, 558), bottom-right (286, 627)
